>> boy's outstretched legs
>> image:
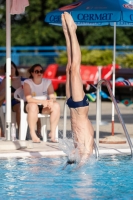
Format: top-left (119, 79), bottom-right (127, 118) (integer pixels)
top-left (62, 12), bottom-right (94, 167)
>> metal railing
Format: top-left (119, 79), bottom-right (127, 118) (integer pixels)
top-left (96, 79), bottom-right (133, 156)
top-left (0, 45), bottom-right (133, 66)
top-left (63, 79), bottom-right (133, 158)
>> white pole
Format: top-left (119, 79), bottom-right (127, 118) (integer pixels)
top-left (98, 67), bottom-right (102, 122)
top-left (111, 22), bottom-right (116, 136)
top-left (6, 0), bottom-right (11, 140)
top-left (96, 85), bottom-right (100, 148)
top-left (98, 66), bottom-right (108, 125)
top-left (63, 100), bottom-right (67, 138)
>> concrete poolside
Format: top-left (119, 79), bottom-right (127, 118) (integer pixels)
top-left (0, 100), bottom-right (133, 158)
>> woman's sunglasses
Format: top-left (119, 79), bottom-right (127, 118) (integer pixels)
top-left (34, 69), bottom-right (43, 74)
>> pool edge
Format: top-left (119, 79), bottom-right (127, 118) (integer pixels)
top-left (0, 148), bottom-right (131, 158)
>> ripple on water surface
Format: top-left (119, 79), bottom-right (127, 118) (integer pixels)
top-left (0, 155), bottom-right (133, 199)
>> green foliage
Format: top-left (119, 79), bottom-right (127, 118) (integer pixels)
top-left (56, 48), bottom-right (133, 68)
top-left (116, 53), bottom-right (133, 68)
top-left (55, 49), bottom-right (114, 66)
top-left (0, 0), bottom-right (76, 46)
top-left (81, 49), bottom-right (113, 66)
top-left (0, 1), bottom-right (133, 46)
top-left (55, 51), bottom-right (67, 66)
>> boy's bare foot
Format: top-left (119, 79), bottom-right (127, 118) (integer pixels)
top-left (61, 14), bottom-right (68, 34)
top-left (61, 14), bottom-right (69, 38)
top-left (64, 12), bottom-right (77, 31)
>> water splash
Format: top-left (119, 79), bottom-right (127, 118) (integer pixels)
top-left (58, 131), bottom-right (90, 170)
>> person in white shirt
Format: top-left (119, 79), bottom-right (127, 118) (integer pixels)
top-left (23, 64), bottom-right (60, 143)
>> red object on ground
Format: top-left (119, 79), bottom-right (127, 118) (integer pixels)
top-left (43, 64), bottom-right (59, 90)
top-left (43, 63), bottom-right (58, 79)
top-left (115, 82), bottom-right (125, 86)
top-left (42, 64), bottom-right (124, 92)
top-left (111, 121), bottom-right (114, 136)
top-left (57, 75), bottom-right (66, 82)
top-left (102, 65), bottom-right (112, 80)
top-left (51, 75), bottom-right (66, 91)
top-left (106, 63), bottom-right (121, 70)
top-left (80, 65), bottom-right (98, 84)
top-left (115, 80), bottom-right (131, 86)
top-left (102, 64), bottom-right (121, 81)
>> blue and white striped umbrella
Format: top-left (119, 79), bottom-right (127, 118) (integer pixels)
top-left (45, 0), bottom-right (133, 25)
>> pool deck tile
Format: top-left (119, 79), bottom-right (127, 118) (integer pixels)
top-left (0, 101), bottom-right (133, 158)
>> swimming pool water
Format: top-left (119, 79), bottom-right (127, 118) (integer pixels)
top-left (0, 155), bottom-right (133, 200)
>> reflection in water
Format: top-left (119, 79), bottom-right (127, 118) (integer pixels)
top-left (73, 171), bottom-right (95, 199)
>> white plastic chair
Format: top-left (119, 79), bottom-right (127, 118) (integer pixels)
top-left (14, 87), bottom-right (58, 141)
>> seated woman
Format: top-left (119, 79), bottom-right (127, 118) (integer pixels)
top-left (23, 64), bottom-right (60, 143)
top-left (62, 12), bottom-right (94, 166)
top-left (0, 61), bottom-right (21, 135)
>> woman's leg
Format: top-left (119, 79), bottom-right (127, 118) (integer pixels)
top-left (49, 102), bottom-right (60, 141)
top-left (26, 103), bottom-right (40, 142)
top-left (42, 102), bottom-right (60, 142)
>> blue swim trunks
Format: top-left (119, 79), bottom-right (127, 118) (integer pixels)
top-left (67, 95), bottom-right (89, 108)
